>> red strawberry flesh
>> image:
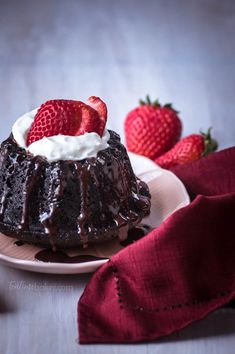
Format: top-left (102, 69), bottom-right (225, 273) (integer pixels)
top-left (125, 105), bottom-right (182, 159)
top-left (26, 97), bottom-right (107, 146)
top-left (155, 134), bottom-right (205, 169)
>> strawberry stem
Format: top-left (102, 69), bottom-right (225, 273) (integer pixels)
top-left (201, 128), bottom-right (218, 156)
top-left (153, 99), bottom-right (161, 106)
top-left (139, 99), bottom-right (146, 105)
top-left (139, 95), bottom-right (161, 107)
top-left (163, 103), bottom-right (179, 114)
top-left (139, 96), bottom-right (178, 112)
top-left (146, 95), bottom-right (151, 105)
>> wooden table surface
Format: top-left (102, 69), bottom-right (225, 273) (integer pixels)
top-left (0, 0), bottom-right (235, 353)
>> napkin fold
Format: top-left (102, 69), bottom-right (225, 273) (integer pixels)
top-left (78, 147), bottom-right (235, 344)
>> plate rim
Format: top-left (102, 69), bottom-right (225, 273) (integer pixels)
top-left (0, 252), bottom-right (109, 269)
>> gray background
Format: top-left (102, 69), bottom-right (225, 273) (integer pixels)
top-left (0, 0), bottom-right (235, 353)
top-left (0, 0), bottom-right (235, 148)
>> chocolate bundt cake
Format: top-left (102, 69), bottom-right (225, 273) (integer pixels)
top-left (0, 97), bottom-right (151, 249)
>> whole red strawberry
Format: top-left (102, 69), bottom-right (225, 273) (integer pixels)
top-left (155, 129), bottom-right (218, 169)
top-left (125, 95), bottom-right (182, 159)
top-left (27, 97), bottom-right (107, 146)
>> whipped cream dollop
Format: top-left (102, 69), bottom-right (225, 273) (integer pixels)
top-left (12, 109), bottom-right (110, 162)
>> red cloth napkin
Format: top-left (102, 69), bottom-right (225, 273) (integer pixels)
top-left (78, 147), bottom-right (235, 344)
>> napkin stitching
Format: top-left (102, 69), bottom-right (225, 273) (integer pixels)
top-left (109, 261), bottom-right (233, 313)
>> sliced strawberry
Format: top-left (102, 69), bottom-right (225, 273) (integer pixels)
top-left (87, 96), bottom-right (107, 136)
top-left (26, 97), bottom-right (107, 146)
top-left (75, 102), bottom-right (101, 136)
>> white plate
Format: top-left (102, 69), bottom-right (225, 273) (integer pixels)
top-left (0, 153), bottom-right (190, 274)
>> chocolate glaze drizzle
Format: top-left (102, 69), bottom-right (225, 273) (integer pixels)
top-left (0, 131), bottom-right (151, 249)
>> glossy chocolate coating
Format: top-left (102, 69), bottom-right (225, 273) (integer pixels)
top-left (0, 130), bottom-right (151, 249)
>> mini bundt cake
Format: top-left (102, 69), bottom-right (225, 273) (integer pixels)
top-left (0, 97), bottom-right (151, 249)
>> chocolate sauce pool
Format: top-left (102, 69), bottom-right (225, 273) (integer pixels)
top-left (35, 251), bottom-right (106, 263)
top-left (33, 224), bottom-right (152, 263)
top-left (120, 224), bottom-right (152, 246)
top-left (14, 240), bottom-right (25, 246)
